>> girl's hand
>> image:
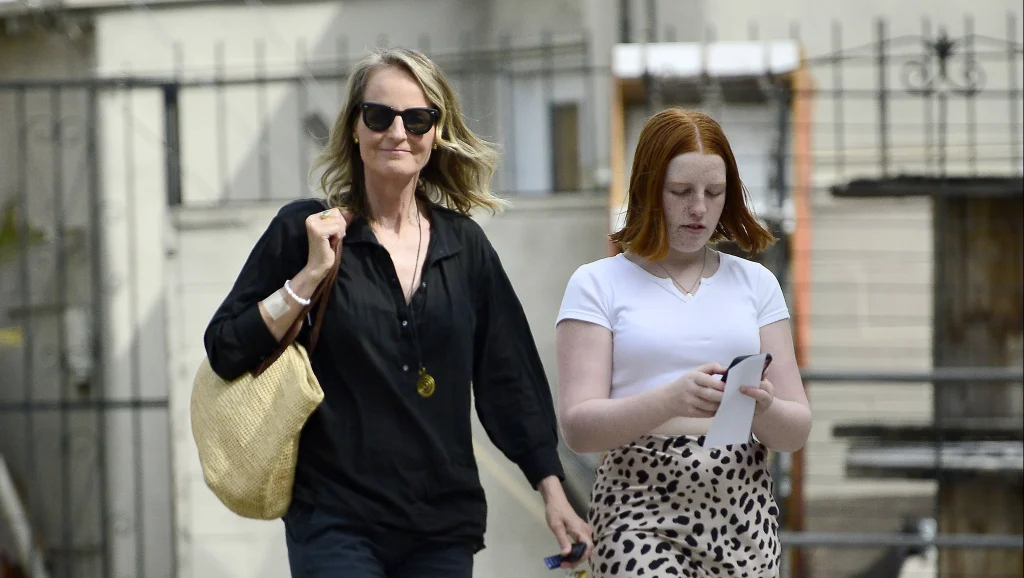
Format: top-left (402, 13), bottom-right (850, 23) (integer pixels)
top-left (741, 378), bottom-right (775, 415)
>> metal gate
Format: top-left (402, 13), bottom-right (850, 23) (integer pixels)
top-left (0, 81), bottom-right (175, 578)
top-left (780, 14), bottom-right (1024, 578)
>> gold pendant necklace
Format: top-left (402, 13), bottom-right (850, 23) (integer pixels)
top-left (416, 368), bottom-right (436, 398)
top-left (406, 202), bottom-right (436, 399)
top-left (659, 246), bottom-right (708, 298)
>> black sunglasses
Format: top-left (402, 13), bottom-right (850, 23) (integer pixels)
top-left (359, 102), bottom-right (439, 136)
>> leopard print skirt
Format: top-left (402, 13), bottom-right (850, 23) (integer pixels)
top-left (588, 435), bottom-right (781, 578)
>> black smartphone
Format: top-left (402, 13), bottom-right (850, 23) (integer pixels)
top-left (721, 353), bottom-right (772, 384)
top-left (543, 542), bottom-right (587, 570)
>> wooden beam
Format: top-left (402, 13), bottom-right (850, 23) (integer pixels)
top-left (833, 420), bottom-right (1024, 442)
top-left (607, 76), bottom-right (627, 256)
top-left (786, 57), bottom-right (815, 578)
top-left (933, 195), bottom-right (1024, 577)
top-left (832, 176), bottom-right (1024, 199)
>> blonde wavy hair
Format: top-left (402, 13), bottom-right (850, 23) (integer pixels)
top-left (313, 47), bottom-right (505, 216)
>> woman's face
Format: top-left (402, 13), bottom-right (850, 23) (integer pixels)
top-left (661, 152), bottom-right (728, 254)
top-left (354, 66), bottom-right (436, 183)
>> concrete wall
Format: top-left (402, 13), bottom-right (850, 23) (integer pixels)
top-left (97, 86), bottom-right (177, 578)
top-left (804, 197), bottom-right (935, 500)
top-left (94, 1), bottom-right (366, 206)
top-left (167, 194), bottom-right (608, 578)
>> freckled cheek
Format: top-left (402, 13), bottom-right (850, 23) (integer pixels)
top-left (660, 197), bottom-right (679, 220)
top-left (663, 193), bottom-right (686, 211)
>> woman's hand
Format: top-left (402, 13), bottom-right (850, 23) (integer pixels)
top-left (741, 378), bottom-right (775, 415)
top-left (537, 477), bottom-right (593, 569)
top-left (304, 207), bottom-right (349, 280)
top-left (672, 362), bottom-right (727, 418)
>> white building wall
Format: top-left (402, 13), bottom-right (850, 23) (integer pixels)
top-left (97, 88), bottom-right (177, 578)
top-left (805, 196), bottom-right (935, 500)
top-left (620, 0), bottom-right (705, 43)
top-left (505, 74), bottom-right (595, 195)
top-left (167, 206), bottom-right (294, 578)
top-left (93, 0), bottom-right (489, 206)
top-left (91, 0), bottom-right (613, 205)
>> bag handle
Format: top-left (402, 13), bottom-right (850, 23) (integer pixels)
top-left (251, 208), bottom-right (344, 378)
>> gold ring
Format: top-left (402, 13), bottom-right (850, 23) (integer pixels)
top-left (319, 209), bottom-right (331, 219)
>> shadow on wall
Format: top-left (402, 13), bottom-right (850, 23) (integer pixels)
top-left (473, 195), bottom-right (609, 518)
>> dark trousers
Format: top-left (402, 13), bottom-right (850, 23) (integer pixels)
top-left (283, 501), bottom-right (475, 578)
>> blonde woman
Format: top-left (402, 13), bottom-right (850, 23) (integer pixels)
top-left (204, 48), bottom-right (592, 577)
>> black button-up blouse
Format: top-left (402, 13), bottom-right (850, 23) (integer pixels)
top-left (203, 198), bottom-right (565, 550)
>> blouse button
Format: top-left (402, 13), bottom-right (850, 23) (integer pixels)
top-left (420, 281), bottom-right (426, 288)
top-left (401, 320), bottom-right (408, 327)
top-left (402, 364), bottom-right (409, 372)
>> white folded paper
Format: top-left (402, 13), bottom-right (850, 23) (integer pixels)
top-left (703, 353), bottom-right (768, 449)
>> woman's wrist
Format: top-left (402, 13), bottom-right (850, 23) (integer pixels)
top-left (654, 380), bottom-right (688, 421)
top-left (751, 397), bottom-right (812, 452)
top-left (536, 475), bottom-right (567, 504)
top-left (301, 261), bottom-right (329, 283)
top-left (287, 266), bottom-right (323, 303)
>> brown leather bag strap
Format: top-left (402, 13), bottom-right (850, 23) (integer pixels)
top-left (251, 208), bottom-right (344, 378)
top-left (308, 239), bottom-right (342, 350)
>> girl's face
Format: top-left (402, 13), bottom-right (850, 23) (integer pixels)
top-left (661, 152), bottom-right (728, 255)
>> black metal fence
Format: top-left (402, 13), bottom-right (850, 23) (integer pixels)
top-left (0, 81), bottom-right (176, 577)
top-left (154, 33), bottom-right (604, 206)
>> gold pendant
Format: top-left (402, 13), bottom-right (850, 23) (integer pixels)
top-left (416, 368), bottom-right (436, 398)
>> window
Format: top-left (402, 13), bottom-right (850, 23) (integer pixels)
top-left (551, 102), bottom-right (580, 192)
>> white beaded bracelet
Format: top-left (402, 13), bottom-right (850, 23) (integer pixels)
top-left (283, 279), bottom-right (312, 306)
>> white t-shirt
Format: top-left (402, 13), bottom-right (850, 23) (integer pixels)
top-left (556, 252), bottom-right (790, 400)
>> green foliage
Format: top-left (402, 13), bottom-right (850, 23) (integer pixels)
top-left (0, 200), bottom-right (48, 265)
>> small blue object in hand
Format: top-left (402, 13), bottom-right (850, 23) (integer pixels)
top-left (544, 542), bottom-right (587, 570)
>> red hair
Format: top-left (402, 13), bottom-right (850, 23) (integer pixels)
top-left (610, 108), bottom-right (776, 259)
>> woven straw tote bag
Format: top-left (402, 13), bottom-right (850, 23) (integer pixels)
top-left (190, 239), bottom-right (342, 520)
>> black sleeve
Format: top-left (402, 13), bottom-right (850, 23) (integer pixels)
top-left (471, 233), bottom-right (566, 489)
top-left (202, 201), bottom-right (315, 380)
